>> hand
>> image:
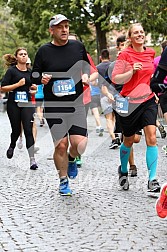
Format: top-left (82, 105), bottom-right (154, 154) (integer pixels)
top-left (41, 74), bottom-right (52, 85)
top-left (29, 84), bottom-right (37, 95)
top-left (133, 62), bottom-right (143, 74)
top-left (154, 92), bottom-right (159, 104)
top-left (82, 74), bottom-right (89, 85)
top-left (18, 78), bottom-right (25, 87)
top-left (107, 92), bottom-right (115, 102)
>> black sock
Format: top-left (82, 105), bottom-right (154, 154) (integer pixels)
top-left (68, 154), bottom-right (75, 162)
top-left (60, 176), bottom-right (67, 183)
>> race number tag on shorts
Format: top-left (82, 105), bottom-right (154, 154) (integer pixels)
top-left (52, 79), bottom-right (76, 97)
top-left (115, 96), bottom-right (129, 114)
top-left (15, 91), bottom-right (28, 103)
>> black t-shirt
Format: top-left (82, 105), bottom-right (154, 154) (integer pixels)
top-left (96, 61), bottom-right (111, 88)
top-left (159, 47), bottom-right (167, 70)
top-left (1, 66), bottom-right (32, 102)
top-left (97, 61), bottom-right (122, 94)
top-left (150, 47), bottom-right (167, 93)
top-left (32, 40), bottom-right (90, 103)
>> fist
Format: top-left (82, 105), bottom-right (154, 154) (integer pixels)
top-left (18, 78), bottom-right (25, 87)
top-left (29, 84), bottom-right (37, 94)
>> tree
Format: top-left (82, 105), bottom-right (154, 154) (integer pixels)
top-left (1, 0), bottom-right (117, 60)
top-left (111, 0), bottom-right (167, 42)
top-left (0, 0), bottom-right (167, 63)
top-left (0, 5), bottom-right (36, 78)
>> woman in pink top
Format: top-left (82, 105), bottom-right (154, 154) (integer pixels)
top-left (112, 23), bottom-right (160, 193)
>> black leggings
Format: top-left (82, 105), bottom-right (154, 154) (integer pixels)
top-left (7, 101), bottom-right (35, 157)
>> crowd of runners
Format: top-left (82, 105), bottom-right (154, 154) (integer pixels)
top-left (0, 13), bottom-right (167, 219)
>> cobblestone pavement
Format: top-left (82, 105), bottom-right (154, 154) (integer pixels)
top-left (0, 110), bottom-right (167, 252)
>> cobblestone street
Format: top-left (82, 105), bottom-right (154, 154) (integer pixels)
top-left (0, 111), bottom-right (167, 252)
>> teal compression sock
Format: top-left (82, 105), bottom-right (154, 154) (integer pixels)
top-left (120, 143), bottom-right (131, 173)
top-left (146, 146), bottom-right (158, 181)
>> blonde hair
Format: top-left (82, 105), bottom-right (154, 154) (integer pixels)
top-left (3, 47), bottom-right (27, 68)
top-left (124, 23), bottom-right (144, 48)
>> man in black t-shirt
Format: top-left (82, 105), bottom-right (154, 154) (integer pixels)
top-left (32, 14), bottom-right (90, 196)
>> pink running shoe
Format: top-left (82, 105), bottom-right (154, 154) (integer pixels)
top-left (156, 183), bottom-right (167, 218)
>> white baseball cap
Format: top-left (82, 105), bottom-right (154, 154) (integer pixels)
top-left (26, 57), bottom-right (31, 64)
top-left (49, 14), bottom-right (70, 27)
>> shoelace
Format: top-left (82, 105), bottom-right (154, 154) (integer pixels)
top-left (159, 125), bottom-right (164, 131)
top-left (60, 179), bottom-right (68, 189)
top-left (71, 164), bottom-right (76, 171)
top-left (151, 180), bottom-right (159, 187)
top-left (149, 180), bottom-right (160, 192)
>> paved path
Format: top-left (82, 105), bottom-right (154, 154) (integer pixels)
top-left (0, 111), bottom-right (167, 252)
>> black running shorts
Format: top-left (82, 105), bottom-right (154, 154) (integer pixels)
top-left (159, 93), bottom-right (167, 114)
top-left (44, 104), bottom-right (87, 141)
top-left (118, 97), bottom-right (158, 137)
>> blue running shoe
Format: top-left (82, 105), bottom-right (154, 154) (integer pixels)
top-left (68, 160), bottom-right (78, 179)
top-left (59, 177), bottom-right (72, 196)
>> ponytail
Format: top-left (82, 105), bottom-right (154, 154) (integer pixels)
top-left (3, 54), bottom-right (17, 68)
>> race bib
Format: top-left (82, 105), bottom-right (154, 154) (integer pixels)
top-left (52, 79), bottom-right (76, 97)
top-left (115, 96), bottom-right (129, 114)
top-left (15, 91), bottom-right (28, 103)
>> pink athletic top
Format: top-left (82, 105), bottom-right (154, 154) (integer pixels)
top-left (154, 55), bottom-right (167, 84)
top-left (112, 46), bottom-right (155, 103)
